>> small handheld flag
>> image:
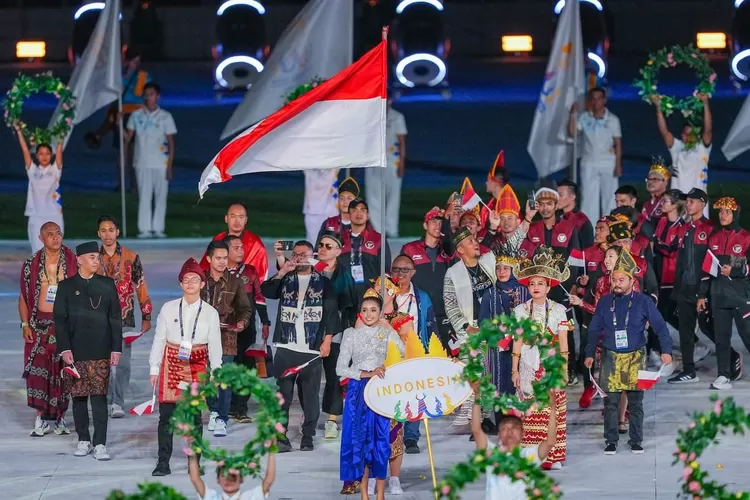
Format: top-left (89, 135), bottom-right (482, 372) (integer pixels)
top-left (280, 356), bottom-right (322, 378)
top-left (307, 258), bottom-right (330, 273)
top-left (63, 365), bottom-right (80, 379)
top-left (130, 388), bottom-right (156, 415)
top-left (567, 248), bottom-right (585, 268)
top-left (637, 364), bottom-right (672, 390)
top-left (123, 331), bottom-right (144, 345)
top-left (702, 249), bottom-right (722, 278)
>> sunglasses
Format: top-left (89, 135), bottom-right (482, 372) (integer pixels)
top-left (318, 242), bottom-right (338, 250)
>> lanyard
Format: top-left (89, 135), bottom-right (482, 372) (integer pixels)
top-left (229, 263), bottom-right (246, 277)
top-left (396, 293), bottom-right (414, 315)
top-left (179, 299), bottom-right (202, 343)
top-left (99, 245), bottom-right (122, 280)
top-left (611, 293), bottom-right (633, 330)
top-left (43, 253), bottom-right (62, 285)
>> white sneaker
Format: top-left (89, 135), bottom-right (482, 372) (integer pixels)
top-left (30, 416), bottom-right (51, 437)
top-left (324, 420), bottom-right (339, 439)
top-left (93, 444), bottom-right (111, 461)
top-left (550, 462), bottom-right (563, 470)
top-left (389, 476), bottom-right (404, 495)
top-left (137, 232), bottom-right (151, 239)
top-left (367, 478), bottom-right (376, 496)
top-left (207, 411), bottom-right (218, 431)
top-left (153, 232), bottom-right (167, 239)
top-left (74, 441), bottom-right (93, 457)
top-left (694, 342), bottom-right (712, 361)
top-left (711, 376), bottom-right (733, 391)
top-left (213, 419), bottom-right (227, 437)
top-left (110, 403), bottom-right (125, 419)
top-left (54, 418), bottom-right (70, 435)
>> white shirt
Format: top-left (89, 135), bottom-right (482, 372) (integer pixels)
top-left (276, 273), bottom-right (317, 355)
top-left (485, 443), bottom-right (541, 499)
top-left (396, 283), bottom-right (419, 334)
top-left (25, 162), bottom-right (62, 217)
top-left (669, 139), bottom-right (710, 194)
top-left (127, 107), bottom-right (177, 170)
top-left (303, 169), bottom-right (339, 216)
top-left (201, 485), bottom-right (266, 500)
top-left (149, 298), bottom-right (223, 376)
top-left (387, 108), bottom-right (407, 169)
top-left (576, 109), bottom-right (621, 165)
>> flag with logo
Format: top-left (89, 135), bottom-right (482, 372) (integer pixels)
top-left (50, 0), bottom-right (122, 148)
top-left (527, 0), bottom-right (585, 177)
top-left (567, 248), bottom-right (585, 267)
top-left (220, 0), bottom-right (353, 140)
top-left (702, 249), bottom-right (720, 277)
top-left (723, 91), bottom-right (750, 161)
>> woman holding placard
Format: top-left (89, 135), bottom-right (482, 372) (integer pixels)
top-left (511, 247), bottom-right (570, 470)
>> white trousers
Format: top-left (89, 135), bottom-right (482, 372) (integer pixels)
top-left (135, 167), bottom-right (168, 235)
top-left (364, 165), bottom-right (402, 237)
top-left (580, 161), bottom-right (618, 223)
top-left (304, 213), bottom-right (328, 245)
top-left (28, 214), bottom-right (64, 254)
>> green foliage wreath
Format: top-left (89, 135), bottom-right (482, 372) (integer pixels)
top-left (3, 72), bottom-right (76, 146)
top-left (674, 395), bottom-right (750, 500)
top-left (633, 44), bottom-right (716, 126)
top-left (284, 77), bottom-right (327, 104)
top-left (107, 483), bottom-right (188, 500)
top-left (435, 314), bottom-right (566, 499)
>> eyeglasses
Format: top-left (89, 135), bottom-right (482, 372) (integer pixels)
top-left (181, 277), bottom-right (202, 284)
top-left (391, 267), bottom-right (414, 274)
top-left (646, 177), bottom-right (665, 182)
top-left (292, 252), bottom-right (312, 259)
top-left (318, 243), bottom-right (338, 250)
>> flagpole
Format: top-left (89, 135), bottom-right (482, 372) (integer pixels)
top-left (118, 95), bottom-right (127, 237)
top-left (380, 27), bottom-right (388, 302)
top-left (571, 85), bottom-right (579, 183)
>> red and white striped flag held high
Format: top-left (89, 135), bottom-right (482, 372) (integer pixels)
top-left (702, 250), bottom-right (720, 277)
top-left (567, 248), bottom-right (585, 267)
top-left (198, 35), bottom-right (388, 197)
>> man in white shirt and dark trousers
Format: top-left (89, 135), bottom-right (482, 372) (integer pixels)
top-left (569, 87), bottom-right (623, 222)
top-left (124, 82), bottom-right (177, 239)
top-left (148, 258), bottom-right (223, 477)
top-left (261, 241), bottom-right (338, 453)
top-left (365, 94), bottom-right (407, 238)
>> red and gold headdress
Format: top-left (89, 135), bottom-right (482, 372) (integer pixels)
top-left (488, 150), bottom-right (506, 184)
top-left (714, 197), bottom-right (739, 211)
top-left (364, 275), bottom-right (400, 299)
top-left (648, 156), bottom-right (672, 181)
top-left (514, 247), bottom-right (570, 287)
top-left (495, 184), bottom-right (521, 218)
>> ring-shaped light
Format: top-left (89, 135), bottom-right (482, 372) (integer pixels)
top-left (395, 53), bottom-right (447, 88)
top-left (217, 0), bottom-right (266, 16)
top-left (587, 51), bottom-right (607, 78)
top-left (74, 2), bottom-right (122, 20)
top-left (396, 0), bottom-right (443, 15)
top-left (732, 49), bottom-right (750, 81)
top-left (735, 0), bottom-right (746, 8)
top-left (215, 55), bottom-right (265, 88)
top-left (554, 0), bottom-right (603, 15)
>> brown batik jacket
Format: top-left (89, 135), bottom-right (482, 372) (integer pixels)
top-left (203, 270), bottom-right (252, 355)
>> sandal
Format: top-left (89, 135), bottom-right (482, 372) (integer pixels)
top-left (340, 481), bottom-right (360, 495)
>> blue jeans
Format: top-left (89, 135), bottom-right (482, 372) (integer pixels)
top-left (208, 355), bottom-right (235, 423)
top-left (404, 420), bottom-right (420, 442)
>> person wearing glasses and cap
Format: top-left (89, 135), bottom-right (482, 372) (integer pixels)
top-left (54, 241), bottom-right (122, 461)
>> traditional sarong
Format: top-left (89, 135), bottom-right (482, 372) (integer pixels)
top-left (485, 348), bottom-right (514, 396)
top-left (159, 342), bottom-right (209, 404)
top-left (599, 348), bottom-right (647, 393)
top-left (23, 311), bottom-right (69, 418)
top-left (521, 389), bottom-right (568, 466)
top-left (71, 359), bottom-right (110, 397)
top-left (340, 378), bottom-right (391, 481)
top-left (390, 419), bottom-right (404, 459)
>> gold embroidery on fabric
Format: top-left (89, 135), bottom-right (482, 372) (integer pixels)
top-left (607, 350), bottom-right (642, 392)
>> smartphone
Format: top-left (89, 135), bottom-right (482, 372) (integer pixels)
top-left (280, 240), bottom-right (294, 259)
top-left (527, 190), bottom-right (537, 207)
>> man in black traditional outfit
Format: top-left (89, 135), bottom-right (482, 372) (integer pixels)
top-left (54, 241), bottom-right (122, 461)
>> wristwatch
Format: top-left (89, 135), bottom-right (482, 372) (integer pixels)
top-left (20, 321), bottom-right (29, 329)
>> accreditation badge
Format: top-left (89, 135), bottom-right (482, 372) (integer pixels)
top-left (178, 340), bottom-right (193, 361)
top-left (45, 285), bottom-right (58, 303)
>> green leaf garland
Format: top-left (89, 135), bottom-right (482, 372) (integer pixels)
top-left (3, 71), bottom-right (76, 146)
top-left (284, 77), bottom-right (327, 105)
top-left (674, 395), bottom-right (750, 500)
top-left (107, 483), bottom-right (188, 500)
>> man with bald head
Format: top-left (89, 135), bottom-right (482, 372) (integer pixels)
top-left (19, 221), bottom-right (78, 437)
top-left (201, 202), bottom-right (268, 281)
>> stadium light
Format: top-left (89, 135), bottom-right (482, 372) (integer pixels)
top-left (732, 49), bottom-right (750, 80)
top-left (395, 53), bottom-right (447, 88)
top-left (215, 55), bottom-right (265, 89)
top-left (502, 35), bottom-right (533, 53)
top-left (736, 0), bottom-right (746, 8)
top-left (16, 41), bottom-right (46, 59)
top-left (588, 51), bottom-right (606, 78)
top-left (217, 0), bottom-right (265, 16)
top-left (554, 0), bottom-right (603, 15)
top-left (396, 0), bottom-right (443, 15)
top-left (696, 32), bottom-right (727, 50)
top-left (74, 2), bottom-right (121, 20)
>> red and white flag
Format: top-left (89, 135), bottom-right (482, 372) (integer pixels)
top-left (702, 249), bottom-right (720, 277)
top-left (124, 331), bottom-right (144, 345)
top-left (567, 248), bottom-right (585, 267)
top-left (130, 388), bottom-right (156, 415)
top-left (280, 356), bottom-right (321, 378)
top-left (461, 184), bottom-right (482, 211)
top-left (63, 365), bottom-right (80, 379)
top-left (307, 258), bottom-right (329, 273)
top-left (199, 37), bottom-right (388, 197)
top-left (245, 342), bottom-right (267, 358)
top-left (637, 370), bottom-right (661, 390)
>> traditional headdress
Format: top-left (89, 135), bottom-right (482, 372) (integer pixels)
top-left (514, 246), bottom-right (570, 287)
top-left (488, 150), bottom-right (507, 184)
top-left (496, 251), bottom-right (523, 268)
top-left (453, 226), bottom-right (474, 247)
top-left (714, 197), bottom-right (739, 212)
top-left (648, 156), bottom-right (672, 180)
top-left (612, 247), bottom-right (638, 278)
top-left (338, 176), bottom-right (360, 197)
top-left (534, 187), bottom-right (559, 202)
top-left (607, 214), bottom-right (634, 243)
top-left (495, 184), bottom-right (521, 217)
top-left (76, 241), bottom-right (99, 256)
top-left (179, 258), bottom-right (206, 282)
top-left (364, 275), bottom-right (400, 299)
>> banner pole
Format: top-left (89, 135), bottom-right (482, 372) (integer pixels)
top-left (424, 419), bottom-right (439, 500)
top-left (571, 86), bottom-right (579, 183)
top-left (379, 26), bottom-right (388, 303)
top-left (118, 95), bottom-right (127, 238)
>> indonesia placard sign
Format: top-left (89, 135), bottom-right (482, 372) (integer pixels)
top-left (364, 357), bottom-right (472, 421)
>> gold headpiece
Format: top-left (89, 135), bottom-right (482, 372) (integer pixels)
top-left (649, 156), bottom-right (672, 180)
top-left (496, 252), bottom-right (522, 268)
top-left (613, 246), bottom-right (638, 278)
top-left (365, 275), bottom-right (400, 299)
top-left (714, 197), bottom-right (739, 211)
top-left (514, 246), bottom-right (570, 287)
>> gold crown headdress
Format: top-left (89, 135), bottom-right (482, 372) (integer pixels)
top-left (364, 275), bottom-right (400, 299)
top-left (514, 246), bottom-right (570, 287)
top-left (648, 156), bottom-right (672, 180)
top-left (713, 197), bottom-right (739, 211)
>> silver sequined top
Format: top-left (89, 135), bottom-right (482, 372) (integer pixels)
top-left (336, 325), bottom-right (406, 380)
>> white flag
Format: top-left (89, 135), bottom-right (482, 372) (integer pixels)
top-left (722, 92), bottom-right (750, 161)
top-left (50, 0), bottom-right (122, 148)
top-left (220, 0), bottom-right (353, 140)
top-left (527, 0), bottom-right (586, 177)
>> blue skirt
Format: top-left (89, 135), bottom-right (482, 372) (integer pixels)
top-left (340, 378), bottom-right (391, 481)
top-left (486, 349), bottom-right (514, 396)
